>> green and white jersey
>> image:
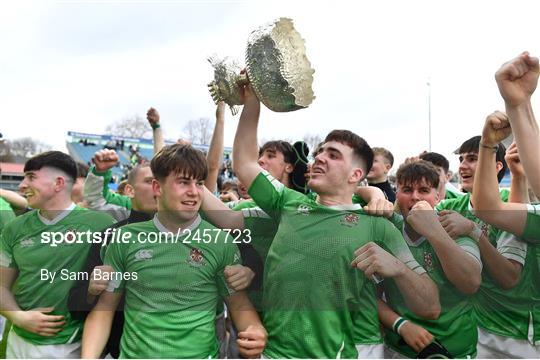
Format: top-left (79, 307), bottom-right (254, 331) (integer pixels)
top-left (0, 204), bottom-right (114, 345)
top-left (104, 215), bottom-right (241, 358)
top-left (0, 197), bottom-right (16, 235)
top-left (232, 199), bottom-right (277, 312)
top-left (84, 166), bottom-right (131, 222)
top-left (437, 193), bottom-right (539, 342)
top-left (384, 215), bottom-right (480, 358)
top-left (523, 204), bottom-right (540, 243)
top-left (248, 171), bottom-right (425, 359)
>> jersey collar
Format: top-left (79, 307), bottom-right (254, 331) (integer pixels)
top-left (325, 203), bottom-right (362, 211)
top-left (401, 222), bottom-right (427, 247)
top-left (37, 203), bottom-right (76, 225)
top-left (153, 214), bottom-right (201, 234)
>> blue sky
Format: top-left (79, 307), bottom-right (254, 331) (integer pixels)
top-left (1, 0), bottom-right (539, 172)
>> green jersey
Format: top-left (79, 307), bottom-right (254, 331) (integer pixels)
top-left (384, 215), bottom-right (480, 358)
top-left (0, 205), bottom-right (114, 345)
top-left (523, 204), bottom-right (540, 243)
top-left (437, 193), bottom-right (538, 342)
top-left (248, 171), bottom-right (425, 358)
top-left (0, 197), bottom-right (16, 235)
top-left (232, 199), bottom-right (277, 312)
top-left (104, 215), bottom-right (241, 358)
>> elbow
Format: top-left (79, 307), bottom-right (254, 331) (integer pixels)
top-left (457, 273), bottom-right (482, 295)
top-left (498, 274), bottom-right (520, 290)
top-left (416, 305), bottom-right (440, 321)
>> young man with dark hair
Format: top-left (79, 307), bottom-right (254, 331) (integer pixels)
top-left (82, 144), bottom-right (266, 358)
top-left (230, 83), bottom-right (439, 358)
top-left (379, 160), bottom-right (481, 358)
top-left (436, 132), bottom-right (537, 357)
top-left (367, 146), bottom-right (396, 202)
top-left (0, 151), bottom-right (114, 358)
top-left (419, 151), bottom-right (462, 200)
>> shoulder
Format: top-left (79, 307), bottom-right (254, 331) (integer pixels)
top-left (73, 207), bottom-right (115, 227)
top-left (3, 209), bottom-right (36, 233)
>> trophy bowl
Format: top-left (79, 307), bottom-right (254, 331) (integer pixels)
top-left (208, 18), bottom-right (315, 115)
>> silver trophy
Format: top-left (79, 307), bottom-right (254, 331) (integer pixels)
top-left (208, 18), bottom-right (315, 115)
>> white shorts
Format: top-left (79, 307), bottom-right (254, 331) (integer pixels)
top-left (477, 327), bottom-right (539, 359)
top-left (356, 343), bottom-right (384, 359)
top-left (6, 330), bottom-right (81, 359)
top-left (383, 346), bottom-right (408, 359)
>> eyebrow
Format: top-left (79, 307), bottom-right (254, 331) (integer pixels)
top-left (325, 146), bottom-right (343, 156)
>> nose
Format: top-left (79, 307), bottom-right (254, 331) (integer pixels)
top-left (186, 182), bottom-right (198, 195)
top-left (411, 190), bottom-right (421, 201)
top-left (257, 158), bottom-right (265, 167)
top-left (18, 179), bottom-right (28, 192)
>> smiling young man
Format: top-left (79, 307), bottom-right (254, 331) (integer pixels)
top-left (81, 144), bottom-right (266, 359)
top-left (0, 151), bottom-right (114, 358)
top-left (379, 160), bottom-right (481, 358)
top-left (230, 83), bottom-right (439, 358)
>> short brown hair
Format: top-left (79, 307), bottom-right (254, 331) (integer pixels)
top-left (259, 140), bottom-right (294, 164)
top-left (128, 163), bottom-right (151, 185)
top-left (150, 144), bottom-right (208, 182)
top-left (324, 130), bottom-right (373, 173)
top-left (372, 147), bottom-right (394, 167)
top-left (396, 160), bottom-right (440, 190)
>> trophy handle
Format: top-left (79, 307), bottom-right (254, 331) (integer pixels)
top-left (236, 73), bottom-right (249, 86)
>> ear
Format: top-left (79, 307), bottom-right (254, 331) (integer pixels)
top-left (495, 161), bottom-right (504, 174)
top-left (123, 184), bottom-right (135, 199)
top-left (384, 163), bottom-right (392, 174)
top-left (54, 176), bottom-right (66, 192)
top-left (152, 179), bottom-right (162, 198)
top-left (284, 163), bottom-right (294, 174)
top-left (349, 167), bottom-right (364, 184)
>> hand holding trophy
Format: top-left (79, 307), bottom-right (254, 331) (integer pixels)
top-left (208, 18), bottom-right (315, 115)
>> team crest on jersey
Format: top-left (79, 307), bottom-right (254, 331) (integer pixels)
top-left (296, 204), bottom-right (311, 215)
top-left (187, 248), bottom-right (205, 267)
top-left (340, 213), bottom-right (359, 227)
top-left (135, 249), bottom-right (153, 261)
top-left (423, 252), bottom-right (434, 271)
top-left (20, 239), bottom-right (35, 248)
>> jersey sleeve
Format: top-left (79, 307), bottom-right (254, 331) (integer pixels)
top-left (247, 170), bottom-right (287, 219)
top-left (102, 234), bottom-right (128, 293)
top-left (496, 231), bottom-right (527, 265)
top-left (215, 238), bottom-right (243, 299)
top-left (522, 204), bottom-right (540, 244)
top-left (455, 236), bottom-right (482, 269)
top-left (84, 166), bottom-right (131, 222)
top-left (0, 222), bottom-right (16, 269)
top-left (377, 219), bottom-right (426, 275)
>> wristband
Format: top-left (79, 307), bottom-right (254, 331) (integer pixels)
top-left (151, 123), bottom-right (160, 130)
top-left (392, 317), bottom-right (408, 335)
top-left (469, 224), bottom-right (482, 243)
top-left (479, 142), bottom-right (498, 153)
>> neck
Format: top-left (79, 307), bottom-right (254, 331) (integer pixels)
top-left (156, 211), bottom-right (197, 233)
top-left (316, 193), bottom-right (353, 207)
top-left (404, 221), bottom-right (422, 241)
top-left (39, 195), bottom-right (73, 221)
top-left (281, 174), bottom-right (291, 189)
top-left (368, 177), bottom-right (387, 184)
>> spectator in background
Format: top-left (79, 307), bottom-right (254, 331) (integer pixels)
top-left (219, 180), bottom-right (240, 203)
top-left (419, 152), bottom-right (463, 200)
top-left (71, 162), bottom-right (89, 207)
top-left (367, 147), bottom-right (396, 202)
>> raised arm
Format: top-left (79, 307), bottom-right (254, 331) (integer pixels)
top-left (232, 83), bottom-right (263, 189)
top-left (205, 102), bottom-right (226, 193)
top-left (495, 52), bottom-right (540, 196)
top-left (505, 142), bottom-right (530, 203)
top-left (472, 112), bottom-right (528, 236)
top-left (201, 186), bottom-right (245, 230)
top-left (147, 107), bottom-right (165, 154)
top-left (0, 189), bottom-right (27, 212)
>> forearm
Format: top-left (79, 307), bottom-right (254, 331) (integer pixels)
top-left (472, 147), bottom-right (503, 211)
top-left (426, 228), bottom-right (481, 294)
top-left (509, 175), bottom-right (530, 203)
top-left (152, 127), bottom-right (165, 154)
top-left (355, 186), bottom-right (385, 203)
top-left (201, 187), bottom-right (245, 229)
top-left (394, 271), bottom-right (440, 320)
top-left (0, 287), bottom-right (22, 321)
top-left (206, 117), bottom-right (225, 193)
top-left (377, 298), bottom-right (400, 330)
top-left (226, 291), bottom-right (263, 332)
top-left (506, 101), bottom-right (540, 196)
top-left (81, 309), bottom-right (114, 358)
top-left (232, 97), bottom-right (261, 187)
top-left (478, 234), bottom-right (521, 289)
top-left (0, 189), bottom-right (27, 210)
